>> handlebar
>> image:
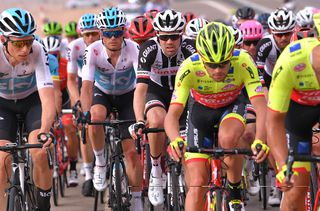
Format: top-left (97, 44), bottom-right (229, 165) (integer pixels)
top-left (186, 146), bottom-right (253, 156)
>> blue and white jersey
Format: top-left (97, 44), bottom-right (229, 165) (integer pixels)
top-left (82, 39), bottom-right (139, 95)
top-left (67, 37), bottom-right (86, 78)
top-left (0, 41), bottom-right (53, 100)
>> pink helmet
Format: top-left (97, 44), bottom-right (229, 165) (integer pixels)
top-left (240, 20), bottom-right (263, 40)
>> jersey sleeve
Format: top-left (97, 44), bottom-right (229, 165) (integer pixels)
top-left (81, 45), bottom-right (96, 82)
top-left (240, 51), bottom-right (264, 99)
top-left (267, 52), bottom-right (293, 113)
top-left (170, 58), bottom-right (192, 107)
top-left (181, 37), bottom-right (196, 58)
top-left (48, 54), bottom-right (59, 81)
top-left (130, 40), bottom-right (140, 73)
top-left (136, 40), bottom-right (158, 84)
top-left (35, 43), bottom-right (54, 89)
top-left (256, 38), bottom-right (272, 69)
top-left (67, 41), bottom-right (79, 74)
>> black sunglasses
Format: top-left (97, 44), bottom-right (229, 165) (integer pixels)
top-left (157, 33), bottom-right (181, 41)
top-left (7, 37), bottom-right (34, 48)
top-left (243, 40), bottom-right (260, 46)
top-left (204, 60), bottom-right (230, 69)
top-left (273, 31), bottom-right (293, 38)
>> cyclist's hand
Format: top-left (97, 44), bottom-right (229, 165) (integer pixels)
top-left (167, 137), bottom-right (186, 162)
top-left (82, 111), bottom-right (91, 125)
top-left (37, 132), bottom-right (54, 149)
top-left (276, 164), bottom-right (299, 192)
top-left (128, 121), bottom-right (145, 140)
top-left (251, 139), bottom-right (269, 163)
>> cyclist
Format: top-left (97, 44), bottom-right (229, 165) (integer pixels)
top-left (229, 26), bottom-right (244, 49)
top-left (266, 37), bottom-right (320, 211)
top-left (43, 36), bottom-right (81, 187)
top-left (257, 13), bottom-right (271, 35)
top-left (183, 11), bottom-right (196, 25)
top-left (129, 9), bottom-right (195, 206)
top-left (256, 7), bottom-right (296, 206)
top-left (67, 13), bottom-right (100, 196)
top-left (0, 8), bottom-right (55, 211)
top-left (295, 8), bottom-right (314, 30)
top-left (64, 21), bottom-right (79, 44)
top-left (239, 19), bottom-right (264, 196)
top-left (290, 27), bottom-right (318, 42)
top-left (128, 15), bottom-right (156, 45)
top-left (256, 7), bottom-right (296, 89)
top-left (79, 7), bottom-right (143, 209)
top-left (43, 21), bottom-right (68, 58)
top-left (233, 6), bottom-right (256, 28)
top-left (184, 18), bottom-right (209, 39)
top-left (165, 22), bottom-right (269, 211)
top-left (144, 9), bottom-right (159, 20)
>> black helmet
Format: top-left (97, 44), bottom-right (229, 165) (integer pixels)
top-left (236, 7), bottom-right (256, 20)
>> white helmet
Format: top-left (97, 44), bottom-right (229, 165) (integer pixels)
top-left (296, 8), bottom-right (314, 28)
top-left (268, 8), bottom-right (296, 32)
top-left (229, 26), bottom-right (243, 46)
top-left (185, 18), bottom-right (209, 39)
top-left (96, 7), bottom-right (127, 30)
top-left (43, 36), bottom-right (61, 52)
top-left (153, 9), bottom-right (186, 32)
top-left (231, 15), bottom-right (238, 28)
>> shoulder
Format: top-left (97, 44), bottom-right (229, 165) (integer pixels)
top-left (256, 36), bottom-right (273, 56)
top-left (181, 36), bottom-right (196, 54)
top-left (123, 38), bottom-right (140, 52)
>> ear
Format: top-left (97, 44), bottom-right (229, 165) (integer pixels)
top-left (0, 35), bottom-right (6, 44)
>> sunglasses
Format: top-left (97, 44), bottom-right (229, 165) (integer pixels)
top-left (101, 30), bottom-right (124, 38)
top-left (204, 60), bottom-right (230, 69)
top-left (157, 33), bottom-right (181, 41)
top-left (273, 31), bottom-right (293, 38)
top-left (82, 32), bottom-right (100, 38)
top-left (243, 40), bottom-right (260, 46)
top-left (7, 37), bottom-right (34, 48)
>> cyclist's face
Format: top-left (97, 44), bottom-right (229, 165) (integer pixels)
top-left (157, 31), bottom-right (182, 57)
top-left (241, 39), bottom-right (260, 58)
top-left (101, 27), bottom-right (124, 51)
top-left (1, 35), bottom-right (34, 62)
top-left (204, 60), bottom-right (231, 82)
top-left (273, 31), bottom-right (293, 50)
top-left (82, 30), bottom-right (100, 46)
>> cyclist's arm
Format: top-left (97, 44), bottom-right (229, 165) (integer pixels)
top-left (133, 83), bottom-right (148, 122)
top-left (67, 73), bottom-right (80, 107)
top-left (80, 48), bottom-right (95, 113)
top-left (165, 59), bottom-right (192, 141)
top-left (67, 44), bottom-right (80, 106)
top-left (266, 58), bottom-right (293, 168)
top-left (256, 38), bottom-right (272, 87)
top-left (35, 44), bottom-right (56, 133)
top-left (133, 40), bottom-right (157, 122)
top-left (53, 81), bottom-right (62, 115)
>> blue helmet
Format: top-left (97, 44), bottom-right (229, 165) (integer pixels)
top-left (0, 8), bottom-right (36, 37)
top-left (79, 13), bottom-right (98, 31)
top-left (96, 7), bottom-right (127, 30)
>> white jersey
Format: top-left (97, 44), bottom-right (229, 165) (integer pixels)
top-left (82, 39), bottom-right (139, 95)
top-left (0, 41), bottom-right (53, 100)
top-left (67, 37), bottom-right (86, 78)
top-left (256, 34), bottom-right (281, 76)
top-left (60, 38), bottom-right (68, 58)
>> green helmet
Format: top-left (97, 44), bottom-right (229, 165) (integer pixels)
top-left (43, 21), bottom-right (63, 36)
top-left (196, 22), bottom-right (235, 63)
top-left (65, 21), bottom-right (78, 37)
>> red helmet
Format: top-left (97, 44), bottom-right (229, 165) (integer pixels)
top-left (128, 16), bottom-right (155, 45)
top-left (144, 9), bottom-right (159, 20)
top-left (183, 12), bottom-right (196, 24)
top-left (290, 28), bottom-right (318, 42)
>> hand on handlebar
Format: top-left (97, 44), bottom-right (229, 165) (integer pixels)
top-left (167, 137), bottom-right (187, 162)
top-left (37, 132), bottom-right (54, 149)
top-left (276, 164), bottom-right (299, 192)
top-left (251, 139), bottom-right (269, 163)
top-left (128, 120), bottom-right (145, 140)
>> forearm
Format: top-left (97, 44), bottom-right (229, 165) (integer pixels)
top-left (133, 85), bottom-right (147, 122)
top-left (67, 74), bottom-right (80, 106)
top-left (54, 89), bottom-right (62, 115)
top-left (39, 88), bottom-right (56, 132)
top-left (164, 114), bottom-right (181, 142)
top-left (80, 81), bottom-right (93, 112)
top-left (267, 114), bottom-right (287, 167)
top-left (252, 97), bottom-right (267, 142)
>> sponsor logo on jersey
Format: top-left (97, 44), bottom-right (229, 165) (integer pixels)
top-left (258, 41), bottom-right (272, 54)
top-left (190, 54), bottom-right (200, 62)
top-left (246, 66), bottom-right (255, 79)
top-left (222, 84), bottom-right (236, 90)
top-left (294, 63), bottom-right (306, 72)
top-left (289, 43), bottom-right (301, 53)
top-left (255, 85), bottom-right (263, 93)
top-left (195, 70), bottom-right (206, 77)
top-left (233, 50), bottom-right (240, 57)
top-left (93, 49), bottom-right (99, 56)
top-left (142, 44), bottom-right (157, 58)
top-left (179, 69), bottom-right (191, 82)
